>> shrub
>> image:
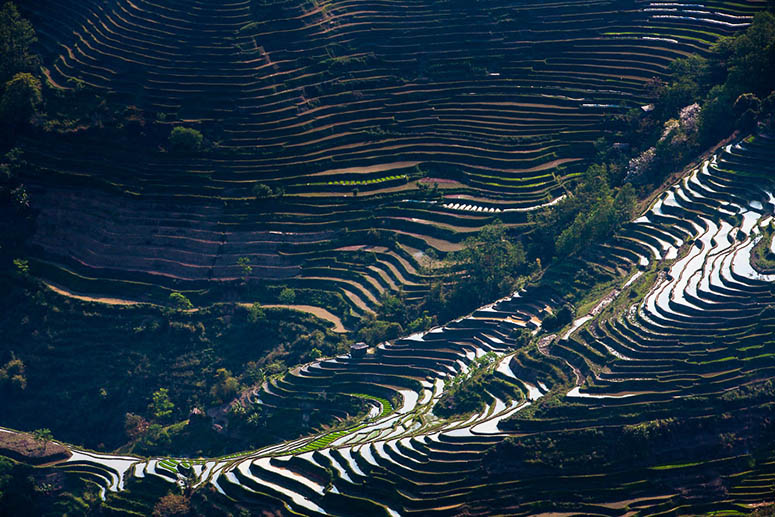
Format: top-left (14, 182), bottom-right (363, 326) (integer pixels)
top-left (0, 357), bottom-right (26, 391)
top-left (278, 287), bottom-right (296, 304)
top-left (237, 256), bottom-right (252, 280)
top-left (124, 413), bottom-right (149, 440)
top-left (0, 72), bottom-right (41, 126)
top-left (252, 182), bottom-right (284, 200)
top-left (152, 493), bottom-right (190, 517)
top-left (247, 302), bottom-right (265, 323)
top-left (0, 3), bottom-right (38, 83)
top-left (252, 183), bottom-right (273, 199)
top-left (12, 258), bottom-right (28, 274)
top-left (168, 126), bottom-right (203, 152)
top-left (169, 292), bottom-right (193, 310)
top-left (149, 388), bottom-right (175, 420)
top-left (210, 368), bottom-right (240, 404)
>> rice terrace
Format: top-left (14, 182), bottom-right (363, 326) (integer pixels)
top-left (1, 0), bottom-right (775, 516)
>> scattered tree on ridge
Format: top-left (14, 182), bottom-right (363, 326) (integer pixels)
top-left (0, 3), bottom-right (38, 84)
top-left (278, 287), bottom-right (296, 304)
top-left (149, 388), bottom-right (175, 420)
top-left (168, 126), bottom-right (203, 152)
top-left (0, 72), bottom-right (41, 126)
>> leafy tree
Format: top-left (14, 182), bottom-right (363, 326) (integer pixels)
top-left (278, 287), bottom-right (296, 304)
top-left (734, 92), bottom-right (762, 115)
top-left (31, 428), bottom-right (52, 442)
top-left (149, 388), bottom-right (175, 420)
top-left (252, 183), bottom-right (272, 199)
top-left (452, 221), bottom-right (525, 305)
top-left (554, 165), bottom-right (636, 257)
top-left (241, 361), bottom-right (265, 385)
top-left (152, 492), bottom-right (191, 517)
top-left (31, 428), bottom-right (52, 451)
top-left (168, 126), bottom-right (203, 152)
top-left (0, 72), bottom-right (41, 126)
top-left (0, 458), bottom-right (37, 516)
top-left (252, 182), bottom-right (284, 200)
top-left (722, 11), bottom-right (775, 98)
top-left (12, 258), bottom-right (27, 273)
top-left (169, 291), bottom-right (193, 310)
top-left (237, 256), bottom-right (252, 281)
top-left (657, 55), bottom-right (708, 117)
top-left (357, 316), bottom-right (403, 345)
top-left (734, 93), bottom-right (762, 130)
top-left (246, 302), bottom-right (265, 323)
top-left (0, 357), bottom-right (26, 390)
top-left (210, 368), bottom-right (240, 404)
top-left (124, 412), bottom-right (149, 440)
top-left (0, 3), bottom-right (37, 83)
top-left (377, 292), bottom-right (408, 325)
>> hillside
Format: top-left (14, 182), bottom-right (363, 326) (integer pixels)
top-left (12, 0), bottom-right (764, 320)
top-left (2, 1), bottom-right (775, 516)
top-left (4, 132), bottom-right (775, 516)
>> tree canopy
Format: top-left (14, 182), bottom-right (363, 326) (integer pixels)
top-left (0, 3), bottom-right (37, 84)
top-left (0, 72), bottom-right (41, 125)
top-left (452, 221), bottom-right (526, 304)
top-left (168, 126), bottom-right (203, 152)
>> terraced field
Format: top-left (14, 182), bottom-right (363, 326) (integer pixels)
top-left (17, 0), bottom-right (763, 320)
top-left (10, 133), bottom-right (775, 515)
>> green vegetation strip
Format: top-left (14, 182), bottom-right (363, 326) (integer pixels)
top-left (350, 393), bottom-right (394, 418)
top-left (286, 424), bottom-right (366, 455)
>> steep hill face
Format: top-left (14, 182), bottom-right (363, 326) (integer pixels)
top-left (11, 132), bottom-right (775, 517)
top-left (17, 0), bottom-right (762, 318)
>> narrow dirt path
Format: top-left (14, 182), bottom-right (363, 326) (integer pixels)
top-left (43, 282), bottom-right (140, 306)
top-left (44, 282), bottom-right (348, 332)
top-left (246, 304), bottom-right (347, 333)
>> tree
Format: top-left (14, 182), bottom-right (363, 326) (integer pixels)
top-left (12, 258), bottom-right (27, 274)
top-left (734, 92), bottom-right (762, 116)
top-left (252, 183), bottom-right (273, 199)
top-left (241, 361), bottom-right (265, 385)
top-left (210, 368), bottom-right (240, 404)
top-left (168, 126), bottom-right (203, 152)
top-left (237, 256), bottom-right (252, 281)
top-left (247, 302), bottom-right (265, 323)
top-left (0, 357), bottom-right (26, 391)
top-left (723, 11), bottom-right (775, 98)
top-left (357, 315), bottom-right (403, 345)
top-left (31, 428), bottom-right (52, 452)
top-left (278, 287), bottom-right (296, 304)
top-left (554, 165), bottom-right (636, 257)
top-left (0, 72), bottom-right (42, 126)
top-left (149, 388), bottom-right (175, 420)
top-left (169, 292), bottom-right (193, 310)
top-left (0, 3), bottom-right (37, 83)
top-left (734, 93), bottom-right (762, 130)
top-left (453, 221), bottom-right (526, 304)
top-left (252, 182), bottom-right (284, 200)
top-left (152, 492), bottom-right (191, 517)
top-left (124, 413), bottom-right (149, 440)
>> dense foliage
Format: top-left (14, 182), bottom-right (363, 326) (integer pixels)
top-left (434, 352), bottom-right (521, 418)
top-left (168, 126), bottom-right (203, 152)
top-left (626, 11), bottom-right (775, 186)
top-left (530, 164), bottom-right (638, 260)
top-left (0, 2), bottom-right (36, 84)
top-left (0, 273), bottom-right (351, 455)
